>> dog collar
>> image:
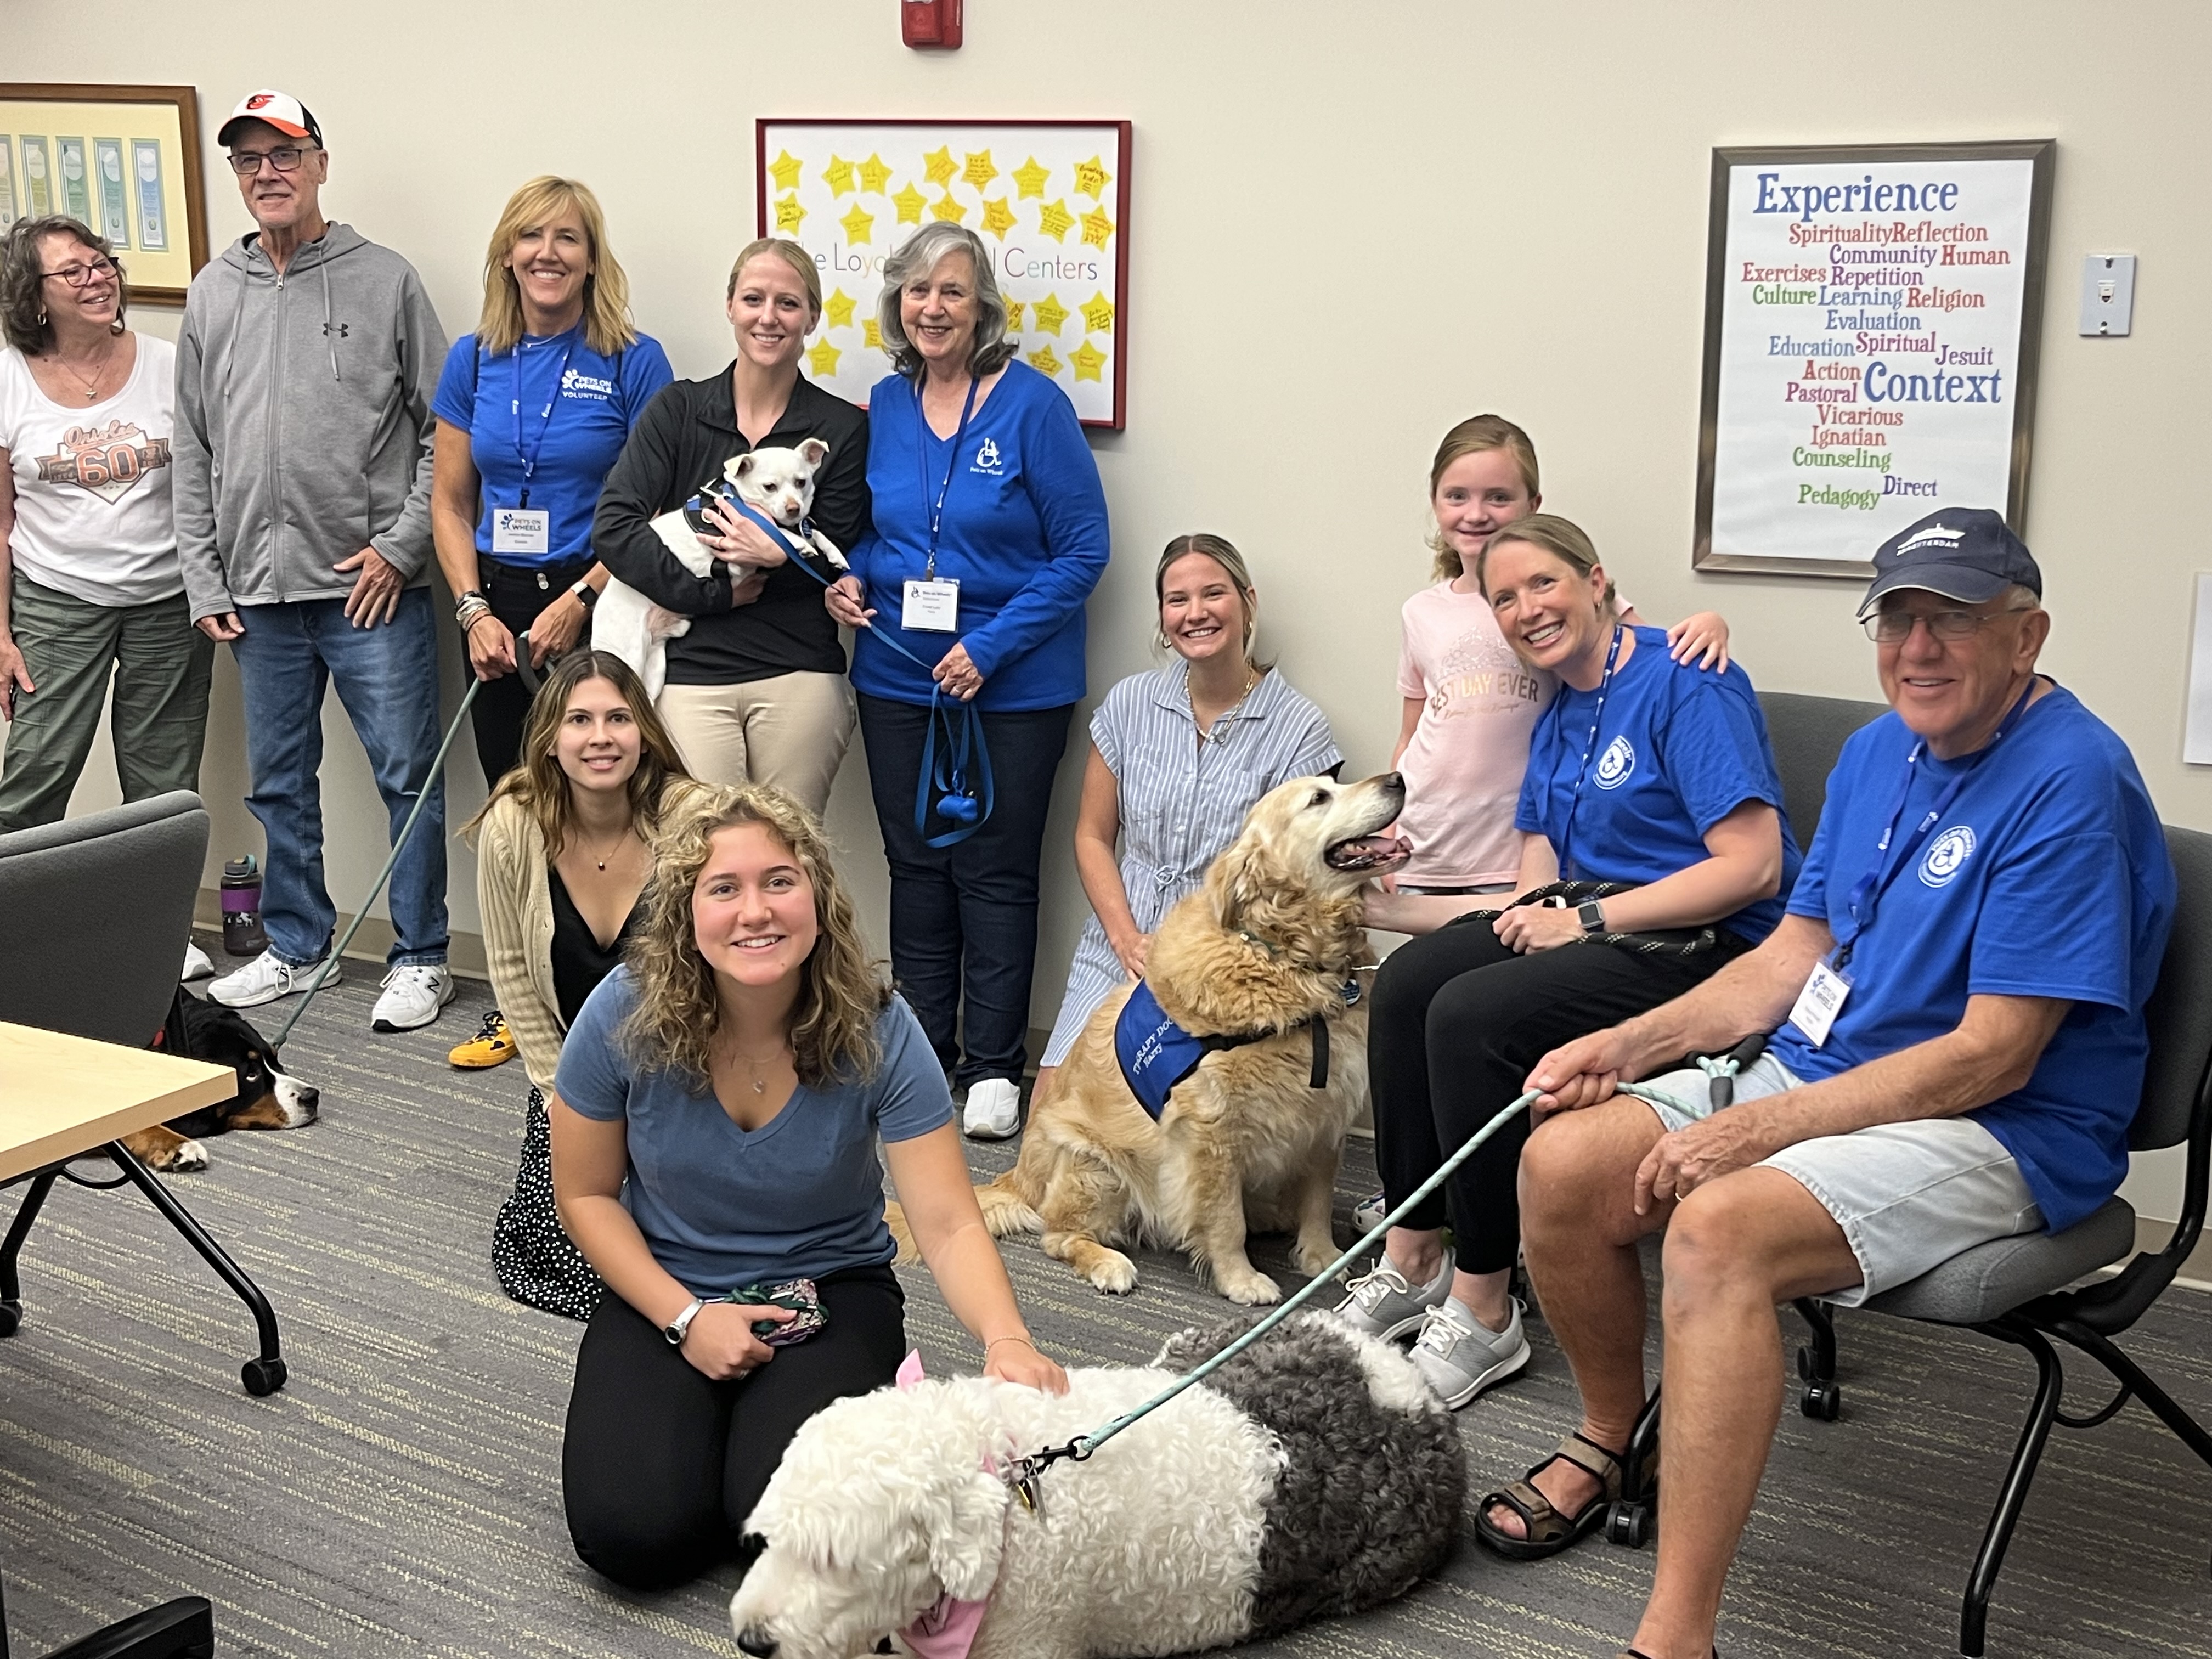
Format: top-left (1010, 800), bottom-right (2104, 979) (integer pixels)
top-left (901, 1594), bottom-right (990, 1659)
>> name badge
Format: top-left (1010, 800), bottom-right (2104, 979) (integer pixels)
top-left (903, 578), bottom-right (960, 633)
top-left (1786, 958), bottom-right (1853, 1048)
top-left (492, 507), bottom-right (550, 556)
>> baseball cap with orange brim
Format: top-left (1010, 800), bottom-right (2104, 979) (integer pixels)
top-left (217, 91), bottom-right (324, 149)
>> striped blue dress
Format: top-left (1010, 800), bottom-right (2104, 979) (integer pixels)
top-left (1040, 662), bottom-right (1342, 1065)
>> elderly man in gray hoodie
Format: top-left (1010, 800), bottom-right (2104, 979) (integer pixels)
top-left (174, 90), bottom-right (456, 1032)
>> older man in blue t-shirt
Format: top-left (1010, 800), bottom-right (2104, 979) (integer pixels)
top-left (1471, 509), bottom-right (2175, 1659)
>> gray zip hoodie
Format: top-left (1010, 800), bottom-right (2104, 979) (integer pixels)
top-left (173, 222), bottom-right (448, 620)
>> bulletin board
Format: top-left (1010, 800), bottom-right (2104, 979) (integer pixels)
top-left (756, 119), bottom-right (1131, 428)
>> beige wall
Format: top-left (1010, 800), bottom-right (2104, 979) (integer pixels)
top-left (11, 1), bottom-right (2207, 1215)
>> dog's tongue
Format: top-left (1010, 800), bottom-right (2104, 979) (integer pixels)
top-left (1330, 834), bottom-right (1412, 868)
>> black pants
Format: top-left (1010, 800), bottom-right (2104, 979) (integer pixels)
top-left (856, 692), bottom-right (1073, 1088)
top-left (561, 1264), bottom-right (906, 1591)
top-left (470, 554), bottom-right (594, 787)
top-left (1370, 922), bottom-right (1741, 1275)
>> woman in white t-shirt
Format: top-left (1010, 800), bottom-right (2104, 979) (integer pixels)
top-left (0, 218), bottom-right (210, 868)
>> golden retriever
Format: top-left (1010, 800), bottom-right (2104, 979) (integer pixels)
top-left (967, 771), bottom-right (1408, 1304)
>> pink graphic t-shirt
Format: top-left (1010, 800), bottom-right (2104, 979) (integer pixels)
top-left (1394, 579), bottom-right (1555, 887)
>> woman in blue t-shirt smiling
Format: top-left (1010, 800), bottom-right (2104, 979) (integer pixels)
top-left (826, 221), bottom-right (1111, 1141)
top-left (431, 177), bottom-right (673, 786)
top-left (550, 783), bottom-right (1066, 1592)
top-left (1339, 514), bottom-right (1800, 1411)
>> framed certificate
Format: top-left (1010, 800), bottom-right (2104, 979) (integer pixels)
top-left (1693, 140), bottom-right (2055, 579)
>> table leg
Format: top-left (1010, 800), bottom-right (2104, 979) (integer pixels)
top-left (0, 1170), bottom-right (61, 1339)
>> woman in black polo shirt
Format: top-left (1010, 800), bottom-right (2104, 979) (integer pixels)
top-left (592, 238), bottom-right (869, 814)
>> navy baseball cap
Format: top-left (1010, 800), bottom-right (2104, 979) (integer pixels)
top-left (1856, 509), bottom-right (2041, 620)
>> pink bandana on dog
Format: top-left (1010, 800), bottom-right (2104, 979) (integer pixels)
top-left (894, 1351), bottom-right (995, 1659)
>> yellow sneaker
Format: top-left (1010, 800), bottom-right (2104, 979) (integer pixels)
top-left (448, 1009), bottom-right (516, 1069)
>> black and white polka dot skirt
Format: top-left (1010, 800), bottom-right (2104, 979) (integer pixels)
top-left (492, 1086), bottom-right (605, 1322)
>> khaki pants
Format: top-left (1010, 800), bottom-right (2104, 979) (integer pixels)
top-left (654, 671), bottom-right (856, 817)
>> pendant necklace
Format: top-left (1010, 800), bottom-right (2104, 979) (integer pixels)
top-left (579, 825), bottom-right (630, 872)
top-left (1195, 667), bottom-right (1261, 746)
top-left (61, 336), bottom-right (117, 403)
top-left (731, 1042), bottom-right (788, 1094)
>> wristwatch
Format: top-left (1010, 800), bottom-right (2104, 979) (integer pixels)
top-left (571, 579), bottom-right (599, 610)
top-left (1578, 900), bottom-right (1606, 934)
top-left (663, 1297), bottom-right (706, 1346)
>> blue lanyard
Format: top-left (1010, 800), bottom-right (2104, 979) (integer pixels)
top-left (1554, 624), bottom-right (1626, 881)
top-left (914, 375), bottom-right (980, 581)
top-left (1833, 677), bottom-right (2039, 968)
top-left (510, 330), bottom-right (578, 507)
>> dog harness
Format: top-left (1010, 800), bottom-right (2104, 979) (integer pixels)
top-left (1113, 978), bottom-right (1358, 1121)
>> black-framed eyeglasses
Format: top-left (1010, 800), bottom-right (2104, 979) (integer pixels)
top-left (227, 146), bottom-right (313, 175)
top-left (40, 256), bottom-right (119, 289)
top-left (1863, 605), bottom-right (2032, 644)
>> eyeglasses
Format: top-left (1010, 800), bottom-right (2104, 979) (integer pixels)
top-left (1863, 605), bottom-right (2033, 644)
top-left (227, 146), bottom-right (313, 175)
top-left (40, 257), bottom-right (119, 288)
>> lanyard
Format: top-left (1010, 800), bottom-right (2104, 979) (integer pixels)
top-left (1554, 624), bottom-right (1626, 881)
top-left (1833, 677), bottom-right (2039, 967)
top-left (915, 375), bottom-right (980, 580)
top-left (510, 330), bottom-right (578, 507)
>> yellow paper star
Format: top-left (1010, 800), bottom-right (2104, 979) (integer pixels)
top-left (930, 192), bottom-right (968, 224)
top-left (1074, 154), bottom-right (1113, 200)
top-left (962, 149), bottom-right (998, 189)
top-left (1030, 293), bottom-right (1069, 336)
top-left (1080, 292), bottom-right (1115, 333)
top-left (893, 182), bottom-right (928, 224)
top-left (980, 196), bottom-right (1018, 239)
top-left (824, 289), bottom-right (856, 329)
top-left (769, 150), bottom-right (804, 191)
top-left (1003, 300), bottom-right (1024, 331)
top-left (1012, 155), bottom-right (1051, 199)
top-left (859, 153), bottom-right (894, 194)
top-left (1070, 338), bottom-right (1108, 382)
top-left (1035, 199), bottom-right (1074, 242)
top-left (922, 146), bottom-right (957, 187)
top-left (774, 194), bottom-right (807, 234)
top-left (1080, 205), bottom-right (1115, 249)
top-left (822, 154), bottom-right (857, 196)
top-left (1027, 345), bottom-right (1063, 378)
top-left (806, 337), bottom-right (842, 378)
top-left (840, 203), bottom-right (874, 245)
top-left (862, 319), bottom-right (884, 351)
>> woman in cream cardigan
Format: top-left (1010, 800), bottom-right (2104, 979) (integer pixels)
top-left (471, 648), bottom-right (703, 1317)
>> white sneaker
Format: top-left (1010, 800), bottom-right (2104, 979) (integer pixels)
top-left (1334, 1254), bottom-right (1453, 1341)
top-left (963, 1077), bottom-right (1023, 1139)
top-left (1352, 1189), bottom-right (1388, 1233)
top-left (372, 964), bottom-right (455, 1032)
top-left (208, 948), bottom-right (337, 1008)
top-left (182, 942), bottom-right (215, 982)
top-left (1410, 1296), bottom-right (1531, 1409)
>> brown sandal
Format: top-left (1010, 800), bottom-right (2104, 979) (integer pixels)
top-left (1474, 1430), bottom-right (1643, 1561)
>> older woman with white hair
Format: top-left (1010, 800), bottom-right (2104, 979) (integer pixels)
top-left (826, 221), bottom-right (1110, 1139)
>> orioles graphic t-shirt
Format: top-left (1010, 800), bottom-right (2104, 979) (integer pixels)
top-left (0, 335), bottom-right (179, 606)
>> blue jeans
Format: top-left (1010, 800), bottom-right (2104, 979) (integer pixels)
top-left (229, 587), bottom-right (448, 968)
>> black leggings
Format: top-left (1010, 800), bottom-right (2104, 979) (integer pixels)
top-left (469, 554), bottom-right (594, 787)
top-left (561, 1264), bottom-right (907, 1590)
top-left (1369, 921), bottom-right (1741, 1276)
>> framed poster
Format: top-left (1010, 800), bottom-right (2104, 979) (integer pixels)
top-left (1694, 140), bottom-right (2054, 579)
top-left (0, 83), bottom-right (208, 303)
top-left (756, 119), bottom-right (1131, 428)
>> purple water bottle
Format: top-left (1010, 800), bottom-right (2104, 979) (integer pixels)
top-left (221, 855), bottom-right (268, 957)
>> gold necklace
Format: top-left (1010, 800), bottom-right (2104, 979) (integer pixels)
top-left (726, 1040), bottom-right (791, 1094)
top-left (57, 335), bottom-right (118, 403)
top-left (1195, 667), bottom-right (1260, 745)
top-left (577, 823), bottom-right (633, 872)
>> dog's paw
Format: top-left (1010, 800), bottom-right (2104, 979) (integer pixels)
top-left (168, 1138), bottom-right (210, 1173)
top-left (1293, 1235), bottom-right (1342, 1276)
top-left (1217, 1267), bottom-right (1283, 1306)
top-left (1086, 1252), bottom-right (1139, 1295)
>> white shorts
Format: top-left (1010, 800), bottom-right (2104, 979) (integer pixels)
top-left (1634, 1054), bottom-right (2045, 1305)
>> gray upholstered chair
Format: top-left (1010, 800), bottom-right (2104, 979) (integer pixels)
top-left (1757, 688), bottom-right (1886, 850)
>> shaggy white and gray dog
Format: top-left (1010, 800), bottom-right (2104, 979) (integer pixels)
top-left (730, 1312), bottom-right (1464, 1658)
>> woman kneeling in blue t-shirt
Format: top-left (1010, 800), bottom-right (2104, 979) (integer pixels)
top-left (1339, 515), bottom-right (1801, 1415)
top-left (550, 784), bottom-right (1068, 1590)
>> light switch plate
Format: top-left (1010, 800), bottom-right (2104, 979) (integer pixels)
top-left (2080, 253), bottom-right (2136, 336)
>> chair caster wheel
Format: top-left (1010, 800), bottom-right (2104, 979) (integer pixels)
top-left (241, 1357), bottom-right (287, 1397)
top-left (1801, 1380), bottom-right (1842, 1421)
top-left (1604, 1500), bottom-right (1654, 1549)
top-left (0, 1300), bottom-right (19, 1339)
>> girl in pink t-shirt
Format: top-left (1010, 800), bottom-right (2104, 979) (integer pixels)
top-left (1368, 416), bottom-right (1730, 934)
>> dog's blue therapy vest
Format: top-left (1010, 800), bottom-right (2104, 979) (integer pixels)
top-left (1114, 979), bottom-right (1354, 1120)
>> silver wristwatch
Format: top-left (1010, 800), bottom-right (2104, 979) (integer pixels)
top-left (663, 1297), bottom-right (707, 1346)
top-left (1578, 900), bottom-right (1606, 933)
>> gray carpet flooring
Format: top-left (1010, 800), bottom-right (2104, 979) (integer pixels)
top-left (4, 945), bottom-right (2211, 1657)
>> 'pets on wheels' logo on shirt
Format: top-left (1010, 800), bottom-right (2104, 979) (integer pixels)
top-left (1594, 736), bottom-right (1636, 790)
top-left (970, 436), bottom-right (1003, 476)
top-left (1920, 825), bottom-right (1977, 887)
top-left (561, 367), bottom-right (614, 400)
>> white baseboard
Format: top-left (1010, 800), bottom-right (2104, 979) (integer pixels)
top-left (194, 887), bottom-right (491, 981)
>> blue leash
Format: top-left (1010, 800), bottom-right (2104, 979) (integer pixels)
top-left (710, 492), bottom-right (992, 848)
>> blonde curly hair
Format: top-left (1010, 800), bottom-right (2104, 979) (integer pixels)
top-left (619, 785), bottom-right (892, 1087)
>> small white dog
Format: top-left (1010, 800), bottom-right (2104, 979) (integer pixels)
top-left (592, 437), bottom-right (847, 700)
top-left (730, 1313), bottom-right (1463, 1659)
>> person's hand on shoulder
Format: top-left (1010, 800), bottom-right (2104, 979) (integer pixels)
top-left (1666, 611), bottom-right (1731, 671)
top-left (984, 1334), bottom-right (1069, 1395)
top-left (679, 1300), bottom-right (793, 1380)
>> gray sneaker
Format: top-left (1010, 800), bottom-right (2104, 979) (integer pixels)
top-left (1334, 1255), bottom-right (1452, 1342)
top-left (1410, 1296), bottom-right (1530, 1408)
